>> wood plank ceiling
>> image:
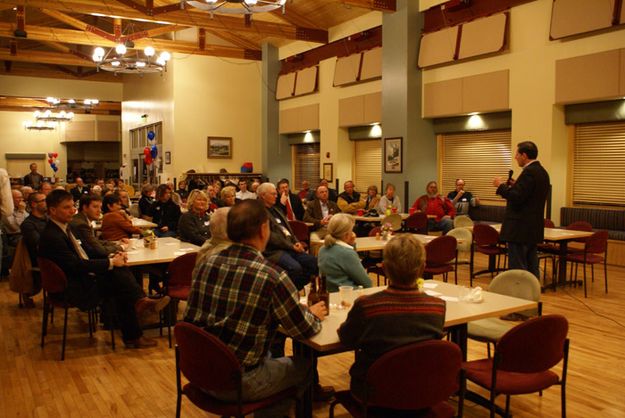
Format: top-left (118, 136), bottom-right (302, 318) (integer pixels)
top-left (0, 0), bottom-right (395, 81)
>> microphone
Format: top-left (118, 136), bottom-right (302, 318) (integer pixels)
top-left (507, 169), bottom-right (514, 185)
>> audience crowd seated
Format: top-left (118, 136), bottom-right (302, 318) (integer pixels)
top-left (194, 207), bottom-right (231, 267)
top-left (71, 194), bottom-right (124, 258)
top-left (220, 185), bottom-right (237, 207)
top-left (184, 199), bottom-right (327, 418)
top-left (338, 181), bottom-right (365, 214)
top-left (138, 184), bottom-right (155, 219)
top-left (412, 181), bottom-right (455, 234)
top-left (363, 185), bottom-right (380, 212)
top-left (318, 213), bottom-right (372, 292)
top-left (447, 178), bottom-right (479, 216)
top-left (178, 190), bottom-right (211, 246)
top-left (99, 194), bottom-right (141, 242)
top-left (70, 177), bottom-right (90, 202)
top-left (338, 234), bottom-right (446, 402)
top-left (236, 179), bottom-right (256, 200)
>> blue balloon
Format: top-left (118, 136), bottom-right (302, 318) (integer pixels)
top-left (147, 131), bottom-right (155, 140)
top-left (150, 144), bottom-right (158, 159)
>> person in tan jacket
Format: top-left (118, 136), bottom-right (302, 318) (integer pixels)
top-left (337, 180), bottom-right (365, 214)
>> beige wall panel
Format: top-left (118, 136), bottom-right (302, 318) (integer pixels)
top-left (65, 121), bottom-right (96, 142)
top-left (621, 49), bottom-right (625, 97)
top-left (361, 47), bottom-right (382, 81)
top-left (97, 120), bottom-right (120, 142)
top-left (555, 49), bottom-right (620, 104)
top-left (294, 66), bottom-right (318, 96)
top-left (550, 0), bottom-right (614, 39)
top-left (423, 78), bottom-right (462, 118)
top-left (621, 1), bottom-right (625, 24)
top-left (279, 107), bottom-right (299, 134)
top-left (338, 95), bottom-right (365, 127)
top-left (418, 26), bottom-right (458, 68)
top-left (276, 72), bottom-right (296, 100)
top-left (462, 70), bottom-right (510, 113)
top-left (363, 92), bottom-right (382, 124)
top-left (298, 103), bottom-right (320, 131)
top-left (334, 54), bottom-right (361, 86)
top-left (458, 13), bottom-right (507, 60)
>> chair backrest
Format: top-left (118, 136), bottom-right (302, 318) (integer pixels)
top-left (36, 258), bottom-right (68, 294)
top-left (365, 340), bottom-right (462, 410)
top-left (454, 215), bottom-right (474, 229)
top-left (496, 315), bottom-right (568, 373)
top-left (129, 203), bottom-right (140, 218)
top-left (288, 220), bottom-right (310, 243)
top-left (544, 218), bottom-right (555, 228)
top-left (585, 230), bottom-right (608, 254)
top-left (369, 226), bottom-right (382, 237)
top-left (174, 322), bottom-right (241, 392)
top-left (425, 235), bottom-right (457, 266)
top-left (447, 227), bottom-right (472, 253)
top-left (381, 213), bottom-right (402, 231)
top-left (167, 252), bottom-right (198, 289)
top-left (489, 269), bottom-right (541, 302)
top-left (404, 212), bottom-right (428, 234)
top-left (473, 224), bottom-right (500, 246)
top-left (566, 221), bottom-right (592, 232)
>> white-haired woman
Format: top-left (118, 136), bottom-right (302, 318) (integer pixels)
top-left (318, 213), bottom-right (372, 292)
top-left (177, 189), bottom-right (210, 246)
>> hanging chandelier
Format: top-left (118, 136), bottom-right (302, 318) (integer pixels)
top-left (92, 44), bottom-right (171, 75)
top-left (34, 109), bottom-right (74, 122)
top-left (186, 0), bottom-right (286, 16)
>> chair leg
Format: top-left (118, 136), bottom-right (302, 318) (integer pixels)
top-left (88, 310), bottom-right (93, 338)
top-left (486, 342), bottom-right (491, 358)
top-left (604, 257), bottom-right (608, 294)
top-left (505, 395), bottom-right (511, 417)
top-left (61, 307), bottom-right (69, 361)
top-left (489, 390), bottom-right (497, 418)
top-left (582, 262), bottom-right (588, 298)
top-left (591, 264), bottom-right (595, 283)
top-left (561, 383), bottom-right (566, 418)
top-left (329, 399), bottom-right (338, 418)
top-left (167, 300), bottom-right (174, 349)
top-left (40, 300), bottom-right (48, 348)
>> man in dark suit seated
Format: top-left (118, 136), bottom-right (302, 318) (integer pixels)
top-left (70, 194), bottom-right (123, 259)
top-left (275, 178), bottom-right (305, 221)
top-left (303, 185), bottom-right (340, 242)
top-left (39, 190), bottom-right (170, 348)
top-left (70, 177), bottom-right (90, 202)
top-left (257, 182), bottom-right (318, 290)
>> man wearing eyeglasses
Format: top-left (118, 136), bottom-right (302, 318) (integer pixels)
top-left (18, 192), bottom-right (48, 307)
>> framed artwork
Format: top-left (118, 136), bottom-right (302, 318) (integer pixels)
top-left (323, 163), bottom-right (333, 182)
top-left (207, 136), bottom-right (233, 159)
top-left (384, 137), bottom-right (403, 173)
top-left (165, 151), bottom-right (171, 165)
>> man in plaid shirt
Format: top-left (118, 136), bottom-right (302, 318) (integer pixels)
top-left (184, 199), bottom-right (327, 417)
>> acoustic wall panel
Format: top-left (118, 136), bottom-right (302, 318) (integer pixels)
top-left (334, 54), bottom-right (362, 86)
top-left (361, 47), bottom-right (382, 81)
top-left (550, 0), bottom-right (615, 39)
top-left (294, 66), bottom-right (318, 96)
top-left (279, 104), bottom-right (319, 134)
top-left (462, 70), bottom-right (509, 114)
top-left (423, 78), bottom-right (463, 118)
top-left (276, 72), bottom-right (296, 100)
top-left (418, 26), bottom-right (458, 68)
top-left (458, 13), bottom-right (508, 60)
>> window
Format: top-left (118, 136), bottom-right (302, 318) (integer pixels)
top-left (440, 130), bottom-right (511, 202)
top-left (293, 143), bottom-right (320, 191)
top-left (353, 139), bottom-right (381, 193)
top-left (573, 121), bottom-right (625, 207)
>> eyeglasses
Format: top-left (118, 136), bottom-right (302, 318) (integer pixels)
top-left (34, 199), bottom-right (46, 203)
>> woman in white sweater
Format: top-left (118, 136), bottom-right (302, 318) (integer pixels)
top-left (318, 213), bottom-right (372, 292)
top-left (376, 182), bottom-right (401, 215)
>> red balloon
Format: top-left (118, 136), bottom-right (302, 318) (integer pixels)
top-left (144, 147), bottom-right (152, 165)
top-left (52, 152), bottom-right (58, 158)
top-left (48, 158), bottom-right (54, 164)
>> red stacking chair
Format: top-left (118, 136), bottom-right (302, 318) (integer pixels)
top-left (174, 322), bottom-right (297, 418)
top-left (424, 235), bottom-right (458, 283)
top-left (565, 230), bottom-right (608, 298)
top-left (329, 340), bottom-right (464, 418)
top-left (165, 252), bottom-right (197, 347)
top-left (38, 257), bottom-right (115, 361)
top-left (565, 220), bottom-right (593, 255)
top-left (537, 219), bottom-right (559, 288)
top-left (472, 224), bottom-right (507, 286)
top-left (403, 211), bottom-right (429, 234)
top-left (464, 314), bottom-right (569, 418)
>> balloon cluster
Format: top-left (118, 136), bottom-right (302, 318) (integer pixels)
top-left (143, 130), bottom-right (158, 165)
top-left (47, 152), bottom-right (60, 173)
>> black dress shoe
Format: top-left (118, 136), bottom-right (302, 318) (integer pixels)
top-left (313, 384), bottom-right (335, 402)
top-left (124, 336), bottom-right (158, 349)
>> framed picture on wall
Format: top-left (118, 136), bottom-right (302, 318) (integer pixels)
top-left (165, 151), bottom-right (171, 165)
top-left (323, 163), bottom-right (333, 182)
top-left (207, 137), bottom-right (233, 159)
top-left (384, 137), bottom-right (403, 173)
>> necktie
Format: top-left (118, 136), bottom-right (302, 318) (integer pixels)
top-left (285, 196), bottom-right (295, 221)
top-left (67, 229), bottom-right (89, 260)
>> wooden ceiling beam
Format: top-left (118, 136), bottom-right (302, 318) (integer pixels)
top-left (0, 22), bottom-right (261, 60)
top-left (123, 23), bottom-right (187, 42)
top-left (39, 8), bottom-right (116, 42)
top-left (0, 47), bottom-right (96, 66)
top-left (341, 0), bottom-right (396, 12)
top-left (270, 8), bottom-right (322, 29)
top-left (0, 0), bottom-right (328, 42)
top-left (205, 29), bottom-right (260, 51)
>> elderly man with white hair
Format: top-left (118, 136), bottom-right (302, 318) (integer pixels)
top-left (3, 189), bottom-right (27, 245)
top-left (257, 182), bottom-right (318, 290)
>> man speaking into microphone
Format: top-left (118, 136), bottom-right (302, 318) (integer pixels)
top-left (493, 141), bottom-right (550, 278)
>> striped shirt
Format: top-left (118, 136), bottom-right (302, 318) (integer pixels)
top-left (184, 243), bottom-right (321, 367)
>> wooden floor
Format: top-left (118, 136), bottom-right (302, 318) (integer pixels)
top-left (1, 254), bottom-right (624, 418)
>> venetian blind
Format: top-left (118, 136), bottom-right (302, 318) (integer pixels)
top-left (441, 130), bottom-right (511, 202)
top-left (573, 121), bottom-right (625, 206)
top-left (354, 139), bottom-right (381, 193)
top-left (293, 143), bottom-right (320, 191)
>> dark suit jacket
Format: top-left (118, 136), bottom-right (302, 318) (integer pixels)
top-left (23, 172), bottom-right (44, 189)
top-left (303, 199), bottom-right (340, 230)
top-left (263, 206), bottom-right (298, 263)
top-left (275, 192), bottom-right (305, 221)
top-left (497, 161), bottom-right (550, 244)
top-left (70, 212), bottom-right (121, 259)
top-left (38, 220), bottom-right (111, 309)
top-left (70, 185), bottom-right (90, 201)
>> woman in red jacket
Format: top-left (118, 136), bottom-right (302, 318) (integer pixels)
top-left (101, 193), bottom-right (142, 241)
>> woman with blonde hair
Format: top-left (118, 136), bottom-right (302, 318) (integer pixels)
top-left (177, 189), bottom-right (210, 246)
top-left (318, 213), bottom-right (372, 292)
top-left (220, 186), bottom-right (236, 207)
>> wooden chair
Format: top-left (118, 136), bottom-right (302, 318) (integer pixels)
top-left (424, 235), bottom-right (458, 283)
top-left (38, 257), bottom-right (114, 361)
top-left (565, 230), bottom-right (609, 297)
top-left (329, 340), bottom-right (464, 418)
top-left (164, 252), bottom-right (197, 348)
top-left (464, 315), bottom-right (569, 418)
top-left (174, 322), bottom-right (297, 418)
top-left (468, 270), bottom-right (542, 357)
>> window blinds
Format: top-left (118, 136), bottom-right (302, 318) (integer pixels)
top-left (354, 139), bottom-right (382, 193)
top-left (293, 143), bottom-right (320, 191)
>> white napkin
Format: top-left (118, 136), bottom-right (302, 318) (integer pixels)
top-left (464, 286), bottom-right (484, 303)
